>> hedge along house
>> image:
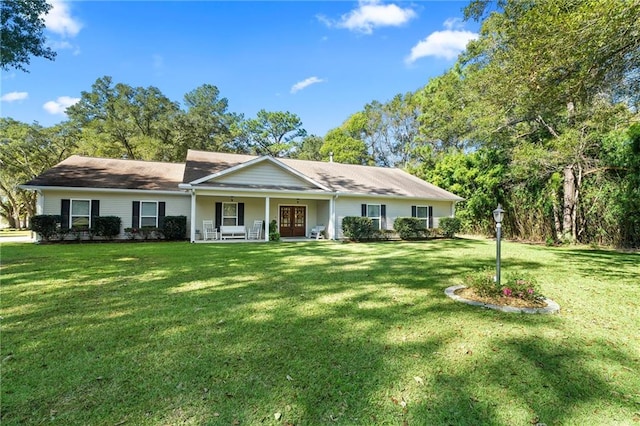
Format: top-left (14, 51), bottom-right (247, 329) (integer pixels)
top-left (21, 149), bottom-right (463, 242)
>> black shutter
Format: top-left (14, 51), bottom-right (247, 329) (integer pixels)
top-left (428, 206), bottom-right (433, 228)
top-left (381, 204), bottom-right (387, 229)
top-left (132, 201), bottom-right (140, 228)
top-left (361, 204), bottom-right (367, 216)
top-left (411, 205), bottom-right (417, 217)
top-left (158, 202), bottom-right (166, 228)
top-left (61, 199), bottom-right (70, 230)
top-left (91, 200), bottom-right (100, 227)
top-left (215, 202), bottom-right (222, 230)
top-left (238, 203), bottom-right (245, 226)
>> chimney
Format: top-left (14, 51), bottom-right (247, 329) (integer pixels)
top-left (329, 152), bottom-right (334, 163)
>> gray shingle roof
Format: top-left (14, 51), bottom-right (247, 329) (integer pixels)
top-left (24, 151), bottom-right (462, 201)
top-left (185, 150), bottom-right (463, 200)
top-left (23, 155), bottom-right (185, 192)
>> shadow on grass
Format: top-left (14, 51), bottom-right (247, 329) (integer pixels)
top-left (550, 247), bottom-right (639, 282)
top-left (1, 240), bottom-right (638, 425)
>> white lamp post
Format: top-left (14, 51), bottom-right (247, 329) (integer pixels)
top-left (493, 204), bottom-right (505, 286)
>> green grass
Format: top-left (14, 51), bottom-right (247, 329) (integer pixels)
top-left (1, 239), bottom-right (638, 425)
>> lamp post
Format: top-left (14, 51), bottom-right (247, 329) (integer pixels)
top-left (493, 204), bottom-right (505, 286)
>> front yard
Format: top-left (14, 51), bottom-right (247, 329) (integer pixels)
top-left (1, 239), bottom-right (638, 425)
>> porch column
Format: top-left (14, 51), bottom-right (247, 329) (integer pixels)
top-left (190, 189), bottom-right (196, 243)
top-left (264, 196), bottom-right (270, 242)
top-left (330, 196), bottom-right (336, 240)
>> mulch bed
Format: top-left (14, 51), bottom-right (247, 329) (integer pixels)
top-left (455, 287), bottom-right (547, 309)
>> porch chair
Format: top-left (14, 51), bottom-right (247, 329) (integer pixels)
top-left (202, 220), bottom-right (218, 240)
top-left (309, 225), bottom-right (326, 240)
top-left (247, 220), bottom-right (263, 240)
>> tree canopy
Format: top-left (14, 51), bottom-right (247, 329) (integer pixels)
top-left (1, 0), bottom-right (56, 72)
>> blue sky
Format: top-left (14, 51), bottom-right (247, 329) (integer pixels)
top-left (1, 1), bottom-right (479, 137)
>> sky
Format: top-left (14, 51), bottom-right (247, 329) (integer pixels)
top-left (0, 0), bottom-right (479, 137)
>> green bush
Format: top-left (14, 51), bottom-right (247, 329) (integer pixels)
top-left (342, 216), bottom-right (374, 241)
top-left (464, 268), bottom-right (498, 297)
top-left (162, 216), bottom-right (187, 240)
top-left (393, 217), bottom-right (428, 240)
top-left (93, 216), bottom-right (122, 239)
top-left (439, 217), bottom-right (462, 238)
top-left (268, 219), bottom-right (280, 241)
top-left (465, 269), bottom-right (544, 302)
top-left (30, 215), bottom-right (61, 241)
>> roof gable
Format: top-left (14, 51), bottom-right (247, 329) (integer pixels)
top-left (189, 156), bottom-right (329, 191)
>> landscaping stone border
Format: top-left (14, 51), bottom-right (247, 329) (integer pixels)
top-left (445, 285), bottom-right (560, 314)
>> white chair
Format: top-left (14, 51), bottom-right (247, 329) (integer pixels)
top-left (203, 220), bottom-right (218, 240)
top-left (309, 225), bottom-right (326, 240)
top-left (247, 220), bottom-right (263, 240)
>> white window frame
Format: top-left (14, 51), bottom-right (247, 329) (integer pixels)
top-left (415, 205), bottom-right (430, 229)
top-left (222, 202), bottom-right (238, 226)
top-left (367, 204), bottom-right (381, 230)
top-left (70, 199), bottom-right (91, 229)
top-left (140, 201), bottom-right (159, 228)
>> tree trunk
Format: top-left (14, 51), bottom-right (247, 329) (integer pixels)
top-left (563, 164), bottom-right (576, 241)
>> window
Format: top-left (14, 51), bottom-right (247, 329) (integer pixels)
top-left (415, 206), bottom-right (429, 228)
top-left (367, 204), bottom-right (381, 230)
top-left (71, 199), bottom-right (91, 228)
top-left (140, 201), bottom-right (158, 227)
top-left (222, 202), bottom-right (238, 226)
top-left (412, 205), bottom-right (433, 228)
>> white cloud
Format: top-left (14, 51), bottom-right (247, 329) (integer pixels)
top-left (1, 92), bottom-right (29, 102)
top-left (43, 96), bottom-right (80, 115)
top-left (319, 0), bottom-right (416, 34)
top-left (406, 29), bottom-right (478, 63)
top-left (291, 77), bottom-right (326, 94)
top-left (443, 17), bottom-right (465, 31)
top-left (44, 0), bottom-right (82, 38)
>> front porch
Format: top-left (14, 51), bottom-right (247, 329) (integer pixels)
top-left (188, 191), bottom-right (334, 243)
top-left (192, 236), bottom-right (328, 243)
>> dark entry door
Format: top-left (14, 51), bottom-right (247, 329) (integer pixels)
top-left (279, 206), bottom-right (306, 237)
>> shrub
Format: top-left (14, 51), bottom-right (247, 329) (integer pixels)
top-left (465, 269), bottom-right (545, 302)
top-left (439, 217), bottom-right (462, 238)
top-left (342, 216), bottom-right (375, 241)
top-left (464, 268), bottom-right (498, 298)
top-left (162, 216), bottom-right (187, 240)
top-left (502, 272), bottom-right (544, 301)
top-left (268, 220), bottom-right (280, 242)
top-left (93, 216), bottom-right (122, 239)
top-left (393, 217), bottom-right (428, 240)
top-left (124, 228), bottom-right (138, 240)
top-left (30, 215), bottom-right (61, 241)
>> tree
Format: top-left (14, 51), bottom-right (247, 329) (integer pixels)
top-left (458, 0), bottom-right (640, 242)
top-left (172, 84), bottom-right (243, 160)
top-left (0, 119), bottom-right (76, 227)
top-left (67, 76), bottom-right (180, 161)
top-left (243, 110), bottom-right (307, 157)
top-left (1, 0), bottom-right (56, 72)
top-left (320, 128), bottom-right (368, 165)
top-left (293, 135), bottom-right (324, 161)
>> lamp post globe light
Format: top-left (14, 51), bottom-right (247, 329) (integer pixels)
top-left (493, 204), bottom-right (505, 286)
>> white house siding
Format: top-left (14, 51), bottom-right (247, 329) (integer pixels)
top-left (213, 162), bottom-right (317, 189)
top-left (334, 196), bottom-right (455, 239)
top-left (40, 189), bottom-right (190, 238)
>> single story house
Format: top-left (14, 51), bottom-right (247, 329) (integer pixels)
top-left (21, 149), bottom-right (463, 242)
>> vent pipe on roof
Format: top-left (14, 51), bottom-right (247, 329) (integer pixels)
top-left (329, 152), bottom-right (333, 163)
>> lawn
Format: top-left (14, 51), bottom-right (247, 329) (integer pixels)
top-left (1, 239), bottom-right (638, 425)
